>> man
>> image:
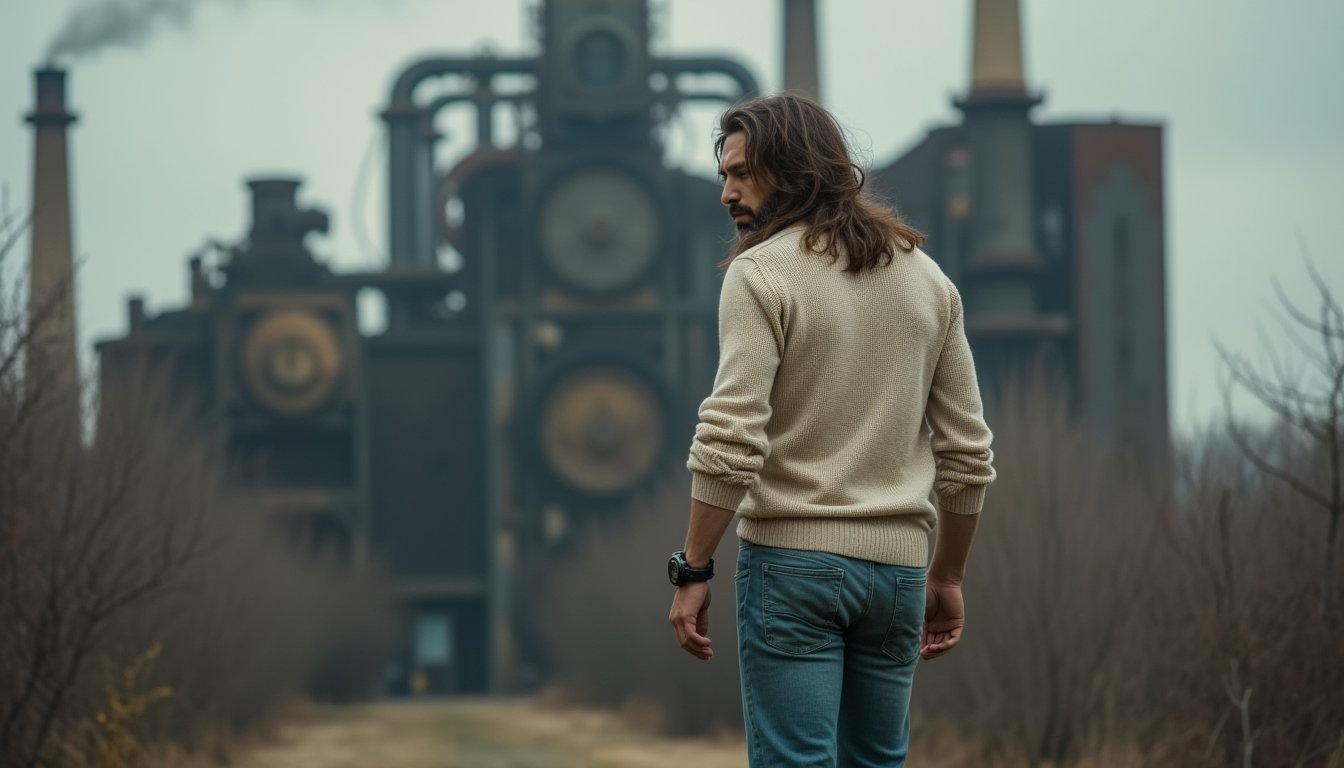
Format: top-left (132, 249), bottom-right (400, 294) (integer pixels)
top-left (667, 94), bottom-right (996, 767)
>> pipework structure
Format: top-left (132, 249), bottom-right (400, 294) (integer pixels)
top-left (95, 0), bottom-right (758, 693)
top-left (81, 0), bottom-right (1168, 694)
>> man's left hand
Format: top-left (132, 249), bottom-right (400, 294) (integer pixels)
top-left (669, 582), bottom-right (714, 660)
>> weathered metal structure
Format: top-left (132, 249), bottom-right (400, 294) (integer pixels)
top-left (873, 0), bottom-right (1170, 459)
top-left (22, 0), bottom-right (1167, 695)
top-left (93, 0), bottom-right (756, 694)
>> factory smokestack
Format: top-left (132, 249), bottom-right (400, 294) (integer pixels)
top-left (782, 0), bottom-right (822, 103)
top-left (969, 0), bottom-right (1028, 97)
top-left (26, 67), bottom-right (81, 436)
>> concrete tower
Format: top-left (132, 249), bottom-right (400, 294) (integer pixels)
top-left (782, 0), bottom-right (822, 102)
top-left (954, 0), bottom-right (1066, 377)
top-left (873, 0), bottom-right (1170, 460)
top-left (25, 67), bottom-right (81, 439)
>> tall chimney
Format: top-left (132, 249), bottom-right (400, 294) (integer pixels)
top-left (782, 0), bottom-right (822, 102)
top-left (26, 67), bottom-right (81, 435)
top-left (954, 0), bottom-right (1067, 373)
top-left (968, 0), bottom-right (1028, 98)
top-left (954, 0), bottom-right (1042, 284)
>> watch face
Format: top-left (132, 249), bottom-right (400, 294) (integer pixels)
top-left (667, 557), bottom-right (680, 585)
top-left (242, 310), bottom-right (343, 417)
top-left (539, 169), bottom-right (659, 294)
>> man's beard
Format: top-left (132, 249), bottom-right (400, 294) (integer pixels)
top-left (730, 198), bottom-right (776, 237)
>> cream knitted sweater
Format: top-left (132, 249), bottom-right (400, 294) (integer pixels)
top-left (687, 225), bottom-right (996, 567)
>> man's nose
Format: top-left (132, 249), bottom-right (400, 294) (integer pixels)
top-left (721, 183), bottom-right (739, 207)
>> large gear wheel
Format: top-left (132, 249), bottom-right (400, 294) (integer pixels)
top-left (241, 310), bottom-right (343, 417)
top-left (539, 362), bottom-right (666, 496)
top-left (539, 168), bottom-right (660, 295)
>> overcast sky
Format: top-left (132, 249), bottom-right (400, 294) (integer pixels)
top-left (1, 0), bottom-right (1341, 435)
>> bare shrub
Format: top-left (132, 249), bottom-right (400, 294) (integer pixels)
top-left (92, 386), bottom-right (399, 747)
top-left (908, 367), bottom-right (1344, 767)
top-left (1, 364), bottom-right (396, 765)
top-left (0, 211), bottom-right (395, 765)
top-left (1144, 423), bottom-right (1344, 767)
top-left (910, 374), bottom-right (1158, 766)
top-left (0, 371), bottom-right (205, 760)
top-left (1215, 256), bottom-right (1344, 606)
top-left (533, 473), bottom-right (744, 737)
top-left (1139, 260), bottom-right (1344, 766)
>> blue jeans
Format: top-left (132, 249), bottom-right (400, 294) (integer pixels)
top-left (735, 542), bottom-right (925, 767)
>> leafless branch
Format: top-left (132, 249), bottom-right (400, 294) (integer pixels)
top-left (1224, 417), bottom-right (1331, 511)
top-left (1217, 251), bottom-right (1344, 618)
top-left (1216, 342), bottom-right (1332, 440)
top-left (1272, 277), bottom-right (1341, 342)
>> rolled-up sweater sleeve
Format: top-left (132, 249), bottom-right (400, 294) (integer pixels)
top-left (688, 258), bottom-right (784, 510)
top-left (925, 279), bottom-right (996, 515)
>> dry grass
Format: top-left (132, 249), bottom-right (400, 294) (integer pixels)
top-left (170, 698), bottom-right (749, 768)
top-left (143, 698), bottom-right (1198, 768)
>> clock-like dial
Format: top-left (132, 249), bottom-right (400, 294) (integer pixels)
top-left (540, 365), bottom-right (665, 496)
top-left (539, 169), bottom-right (659, 294)
top-left (242, 310), bottom-right (343, 417)
top-left (571, 28), bottom-right (629, 90)
top-left (267, 338), bottom-right (320, 391)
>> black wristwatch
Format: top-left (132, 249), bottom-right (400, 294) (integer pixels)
top-left (667, 551), bottom-right (714, 586)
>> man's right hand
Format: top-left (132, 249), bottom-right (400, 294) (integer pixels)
top-left (669, 582), bottom-right (714, 660)
top-left (920, 580), bottom-right (965, 660)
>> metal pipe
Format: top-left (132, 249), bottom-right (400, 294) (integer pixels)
top-left (421, 91), bottom-right (532, 151)
top-left (384, 104), bottom-right (422, 270)
top-left (386, 53), bottom-right (751, 271)
top-left (383, 57), bottom-right (537, 272)
top-left (389, 56), bottom-right (536, 109)
top-left (651, 57), bottom-right (761, 101)
top-left (423, 90), bottom-right (528, 114)
top-left (411, 122), bottom-right (436, 269)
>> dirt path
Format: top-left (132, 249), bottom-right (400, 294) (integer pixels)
top-left (231, 698), bottom-right (747, 768)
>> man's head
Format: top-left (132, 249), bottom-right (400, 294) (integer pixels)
top-left (715, 93), bottom-right (860, 247)
top-left (717, 130), bottom-right (775, 237)
top-left (713, 94), bottom-right (925, 269)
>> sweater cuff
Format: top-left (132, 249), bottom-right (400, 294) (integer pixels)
top-left (937, 484), bottom-right (987, 516)
top-left (691, 473), bottom-right (749, 511)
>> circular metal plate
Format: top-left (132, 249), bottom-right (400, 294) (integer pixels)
top-left (242, 310), bottom-right (343, 417)
top-left (570, 27), bottom-right (630, 90)
top-left (540, 169), bottom-right (659, 294)
top-left (541, 365), bottom-right (664, 495)
top-left (558, 17), bottom-right (642, 97)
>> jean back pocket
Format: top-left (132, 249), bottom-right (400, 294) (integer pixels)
top-left (880, 575), bottom-right (926, 665)
top-left (761, 563), bottom-right (844, 655)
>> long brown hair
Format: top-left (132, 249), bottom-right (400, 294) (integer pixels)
top-left (715, 93), bottom-right (925, 272)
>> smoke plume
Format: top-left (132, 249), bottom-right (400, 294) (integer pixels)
top-left (45, 0), bottom-right (243, 62)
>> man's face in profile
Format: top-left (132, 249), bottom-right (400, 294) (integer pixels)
top-left (718, 131), bottom-right (775, 236)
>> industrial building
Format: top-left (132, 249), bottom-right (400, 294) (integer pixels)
top-left (20, 0), bottom-right (1167, 694)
